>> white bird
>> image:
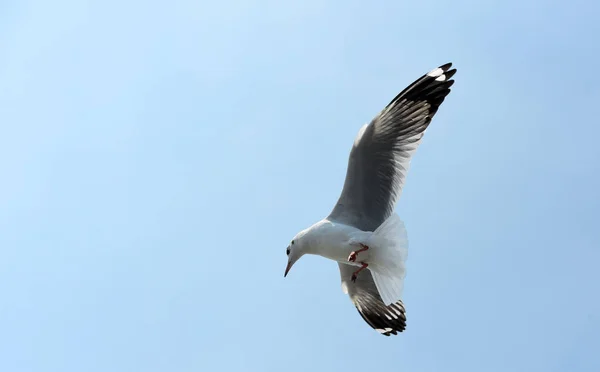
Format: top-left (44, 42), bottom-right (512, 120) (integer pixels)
top-left (284, 63), bottom-right (456, 336)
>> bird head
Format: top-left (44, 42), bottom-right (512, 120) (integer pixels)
top-left (284, 233), bottom-right (307, 277)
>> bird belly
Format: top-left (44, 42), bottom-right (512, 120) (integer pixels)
top-left (314, 232), bottom-right (373, 266)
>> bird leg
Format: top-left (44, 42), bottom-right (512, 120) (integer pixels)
top-left (351, 263), bottom-right (368, 283)
top-left (348, 243), bottom-right (369, 262)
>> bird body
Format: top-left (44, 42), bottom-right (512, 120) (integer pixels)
top-left (290, 219), bottom-right (370, 265)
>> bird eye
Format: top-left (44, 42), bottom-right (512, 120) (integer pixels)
top-left (286, 247), bottom-right (290, 255)
top-left (291, 240), bottom-right (295, 245)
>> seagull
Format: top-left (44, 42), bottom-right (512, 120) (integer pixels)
top-left (283, 63), bottom-right (456, 336)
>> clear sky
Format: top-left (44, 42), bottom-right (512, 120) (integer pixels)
top-left (1, 0), bottom-right (599, 371)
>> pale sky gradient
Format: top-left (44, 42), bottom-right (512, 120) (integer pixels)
top-left (1, 1), bottom-right (599, 371)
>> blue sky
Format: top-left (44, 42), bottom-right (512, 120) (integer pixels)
top-left (1, 0), bottom-right (599, 371)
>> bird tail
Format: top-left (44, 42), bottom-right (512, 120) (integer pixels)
top-left (366, 213), bottom-right (409, 306)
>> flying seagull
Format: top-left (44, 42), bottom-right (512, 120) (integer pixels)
top-left (283, 62), bottom-right (456, 336)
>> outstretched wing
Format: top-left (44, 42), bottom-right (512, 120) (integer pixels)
top-left (328, 63), bottom-right (456, 232)
top-left (338, 263), bottom-right (407, 336)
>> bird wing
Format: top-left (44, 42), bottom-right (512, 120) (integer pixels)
top-left (338, 263), bottom-right (407, 336)
top-left (328, 63), bottom-right (456, 232)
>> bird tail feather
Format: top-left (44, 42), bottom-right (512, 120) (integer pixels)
top-left (366, 213), bottom-right (409, 306)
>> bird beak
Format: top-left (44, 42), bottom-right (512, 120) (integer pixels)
top-left (284, 261), bottom-right (292, 277)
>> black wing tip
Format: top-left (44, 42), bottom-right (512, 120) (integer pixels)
top-left (425, 62), bottom-right (457, 83)
top-left (377, 325), bottom-right (404, 336)
top-left (356, 300), bottom-right (407, 337)
top-left (385, 62), bottom-right (457, 110)
top-left (438, 62), bottom-right (453, 70)
top-left (445, 68), bottom-right (457, 81)
top-left (428, 62), bottom-right (456, 76)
